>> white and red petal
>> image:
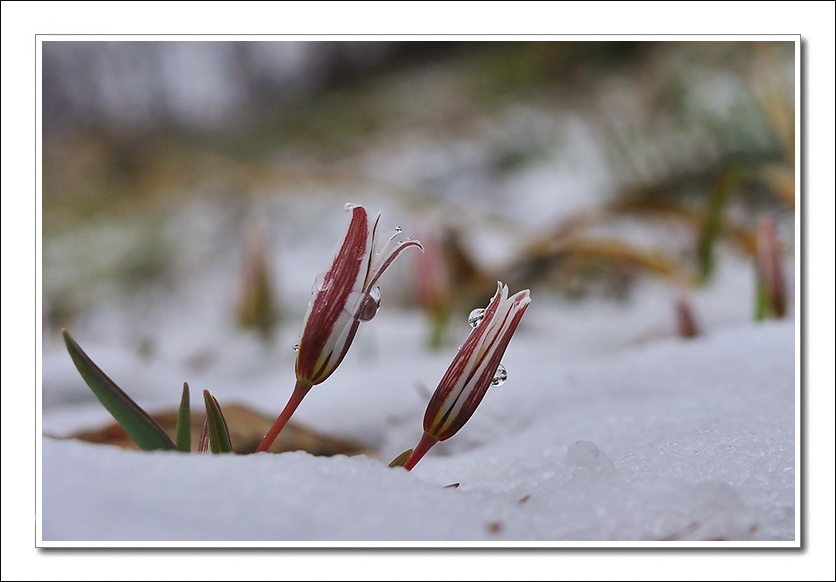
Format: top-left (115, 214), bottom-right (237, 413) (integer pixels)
top-left (294, 203), bottom-right (422, 386)
top-left (295, 205), bottom-right (371, 384)
top-left (424, 282), bottom-right (531, 440)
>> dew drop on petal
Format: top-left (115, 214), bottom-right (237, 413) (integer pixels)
top-left (312, 273), bottom-right (330, 294)
top-left (292, 343), bottom-right (299, 352)
top-left (468, 308), bottom-right (486, 328)
top-left (491, 364), bottom-right (507, 387)
top-left (357, 289), bottom-right (380, 322)
top-left (395, 226), bottom-right (403, 233)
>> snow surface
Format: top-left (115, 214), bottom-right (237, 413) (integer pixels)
top-left (39, 252), bottom-right (798, 545)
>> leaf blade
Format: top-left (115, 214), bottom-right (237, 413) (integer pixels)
top-left (61, 329), bottom-right (177, 451)
top-left (388, 449), bottom-right (413, 468)
top-left (175, 382), bottom-right (192, 452)
top-left (203, 390), bottom-right (233, 454)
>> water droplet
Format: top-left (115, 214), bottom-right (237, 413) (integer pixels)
top-left (312, 273), bottom-right (330, 294)
top-left (468, 308), bottom-right (486, 328)
top-left (491, 364), bottom-right (507, 387)
top-left (395, 226), bottom-right (403, 233)
top-left (357, 288), bottom-right (380, 322)
top-left (292, 343), bottom-right (299, 352)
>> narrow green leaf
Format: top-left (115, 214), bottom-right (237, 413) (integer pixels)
top-left (175, 382), bottom-right (192, 452)
top-left (696, 172), bottom-right (732, 283)
top-left (61, 329), bottom-right (177, 451)
top-left (754, 276), bottom-right (768, 321)
top-left (203, 390), bottom-right (233, 454)
top-left (388, 449), bottom-right (413, 468)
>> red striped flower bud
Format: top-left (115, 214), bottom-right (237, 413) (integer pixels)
top-left (257, 203), bottom-right (422, 452)
top-left (295, 203), bottom-right (423, 385)
top-left (402, 282), bottom-right (531, 470)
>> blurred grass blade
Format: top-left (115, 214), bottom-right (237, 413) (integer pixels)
top-left (754, 278), bottom-right (769, 321)
top-left (673, 278), bottom-right (700, 338)
top-left (697, 168), bottom-right (737, 282)
top-left (203, 390), bottom-right (233, 454)
top-left (754, 214), bottom-right (787, 321)
top-left (388, 449), bottom-right (413, 468)
top-left (175, 382), bottom-right (192, 452)
top-left (236, 218), bottom-right (278, 340)
top-left (61, 329), bottom-right (177, 451)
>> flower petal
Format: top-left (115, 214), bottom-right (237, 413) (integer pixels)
top-left (295, 205), bottom-right (372, 385)
top-left (364, 212), bottom-right (424, 292)
top-left (294, 204), bottom-right (422, 386)
top-left (424, 282), bottom-right (531, 440)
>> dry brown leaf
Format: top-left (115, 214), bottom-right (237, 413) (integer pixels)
top-left (65, 403), bottom-right (373, 456)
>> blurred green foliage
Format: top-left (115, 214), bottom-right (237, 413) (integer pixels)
top-left (42, 40), bottom-right (795, 342)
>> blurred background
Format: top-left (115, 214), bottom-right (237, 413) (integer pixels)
top-left (41, 40), bottom-right (796, 421)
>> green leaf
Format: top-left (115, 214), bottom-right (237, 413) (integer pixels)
top-left (61, 329), bottom-right (177, 451)
top-left (202, 390), bottom-right (233, 454)
top-left (696, 174), bottom-right (729, 283)
top-left (388, 449), bottom-right (413, 468)
top-left (175, 382), bottom-right (192, 452)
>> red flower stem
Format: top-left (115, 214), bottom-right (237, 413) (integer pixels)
top-left (403, 432), bottom-right (439, 471)
top-left (255, 380), bottom-right (313, 453)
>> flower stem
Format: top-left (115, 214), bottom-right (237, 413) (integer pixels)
top-left (403, 432), bottom-right (438, 471)
top-left (255, 380), bottom-right (313, 453)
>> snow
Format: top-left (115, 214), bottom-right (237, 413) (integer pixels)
top-left (38, 250), bottom-right (798, 545)
top-left (46, 327), bottom-right (792, 543)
